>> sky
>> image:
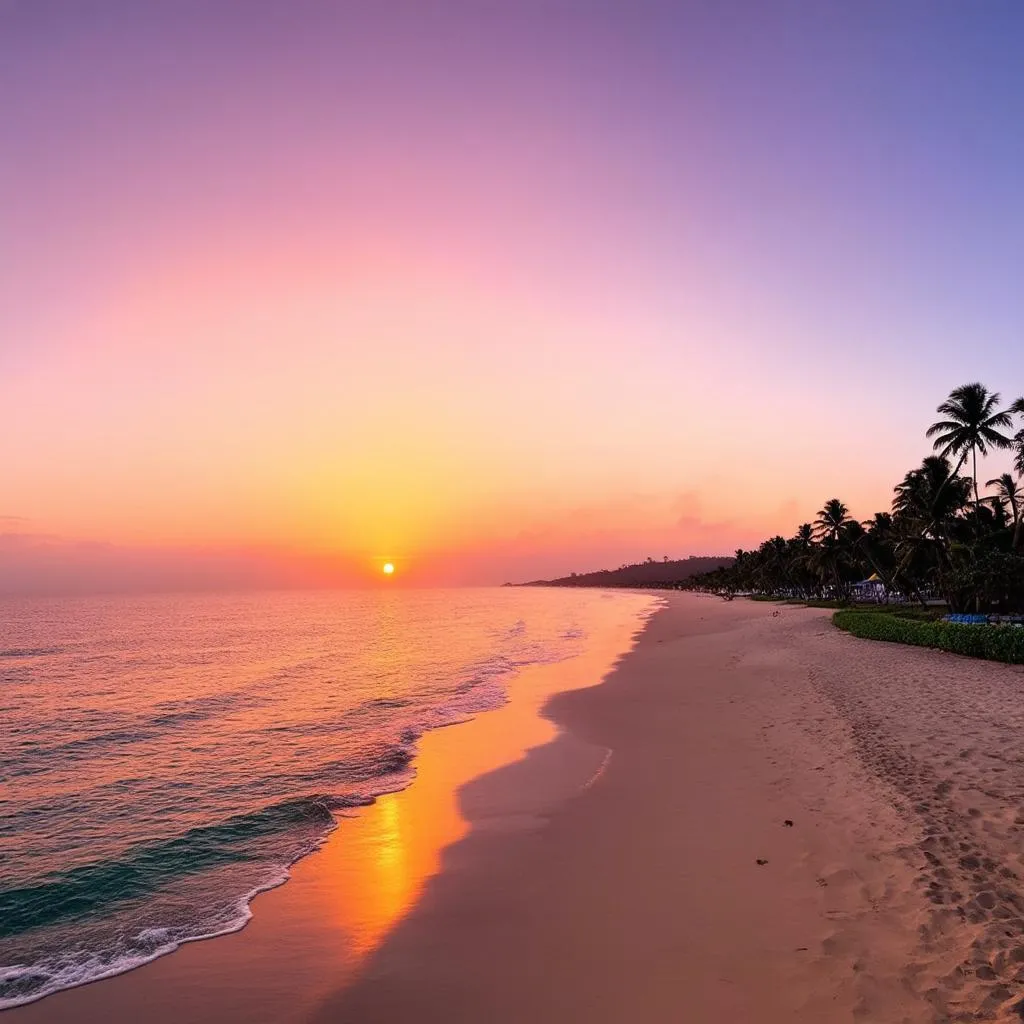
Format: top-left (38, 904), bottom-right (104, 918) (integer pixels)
top-left (2, 0), bottom-right (1023, 592)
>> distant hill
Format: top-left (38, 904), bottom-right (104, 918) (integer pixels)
top-left (516, 556), bottom-right (734, 588)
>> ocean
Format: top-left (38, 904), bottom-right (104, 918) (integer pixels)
top-left (0, 587), bottom-right (655, 1009)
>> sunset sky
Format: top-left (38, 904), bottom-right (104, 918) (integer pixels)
top-left (3, 1), bottom-right (1023, 592)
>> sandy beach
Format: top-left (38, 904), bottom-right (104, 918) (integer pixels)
top-left (316, 593), bottom-right (928, 1023)
top-left (16, 593), bottom-right (1024, 1022)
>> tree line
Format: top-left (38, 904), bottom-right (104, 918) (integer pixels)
top-left (686, 383), bottom-right (1024, 612)
top-left (520, 556), bottom-right (733, 588)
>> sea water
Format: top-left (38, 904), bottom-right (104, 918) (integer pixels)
top-left (0, 587), bottom-right (654, 1008)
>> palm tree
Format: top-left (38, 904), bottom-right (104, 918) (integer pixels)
top-left (893, 456), bottom-right (970, 540)
top-left (788, 524), bottom-right (817, 598)
top-left (864, 511), bottom-right (894, 538)
top-left (1011, 398), bottom-right (1024, 477)
top-left (858, 512), bottom-right (897, 592)
top-left (814, 499), bottom-right (851, 543)
top-left (926, 383), bottom-right (1014, 505)
top-left (987, 473), bottom-right (1024, 551)
top-left (890, 456), bottom-right (971, 604)
top-left (685, 386), bottom-right (1024, 611)
top-left (812, 499), bottom-right (856, 599)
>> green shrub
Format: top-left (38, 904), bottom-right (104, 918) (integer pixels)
top-left (832, 611), bottom-right (1024, 664)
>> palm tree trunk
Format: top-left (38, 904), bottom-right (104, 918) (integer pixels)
top-left (973, 446), bottom-right (980, 506)
top-left (931, 449), bottom-right (969, 510)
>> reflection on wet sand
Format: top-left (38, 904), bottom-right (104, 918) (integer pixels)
top-left (325, 793), bottom-right (424, 959)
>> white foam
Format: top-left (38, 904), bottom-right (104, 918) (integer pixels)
top-left (0, 821), bottom-right (338, 1011)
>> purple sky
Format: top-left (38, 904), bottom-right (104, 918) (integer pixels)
top-left (2, 1), bottom-right (1023, 591)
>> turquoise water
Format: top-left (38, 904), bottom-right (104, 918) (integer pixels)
top-left (0, 588), bottom-right (653, 1009)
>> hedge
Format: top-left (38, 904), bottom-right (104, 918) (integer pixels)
top-left (832, 611), bottom-right (1024, 664)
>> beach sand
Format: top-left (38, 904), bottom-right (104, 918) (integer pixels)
top-left (17, 593), bottom-right (1024, 1022)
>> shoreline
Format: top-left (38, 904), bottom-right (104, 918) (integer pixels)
top-left (314, 593), bottom-right (1023, 1022)
top-left (17, 591), bottom-right (1024, 1021)
top-left (8, 590), bottom-right (657, 1022)
top-left (314, 593), bottom-right (926, 1022)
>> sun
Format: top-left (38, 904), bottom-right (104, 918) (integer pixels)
top-left (382, 562), bottom-right (395, 575)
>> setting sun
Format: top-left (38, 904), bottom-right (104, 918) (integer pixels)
top-left (382, 563), bottom-right (395, 575)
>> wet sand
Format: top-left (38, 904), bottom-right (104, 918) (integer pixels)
top-left (18, 593), bottom-right (1024, 1022)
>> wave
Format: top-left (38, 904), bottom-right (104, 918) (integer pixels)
top-left (2, 691), bottom-right (276, 778)
top-left (0, 790), bottom-right (391, 1010)
top-left (2, 727), bottom-right (163, 779)
top-left (0, 843), bottom-right (311, 1010)
top-left (0, 797), bottom-right (341, 941)
top-left (0, 646), bottom-right (65, 659)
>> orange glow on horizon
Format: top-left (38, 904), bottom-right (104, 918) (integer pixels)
top-left (1, 234), bottom-right (913, 586)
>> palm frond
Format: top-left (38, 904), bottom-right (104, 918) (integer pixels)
top-left (925, 419), bottom-right (963, 438)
